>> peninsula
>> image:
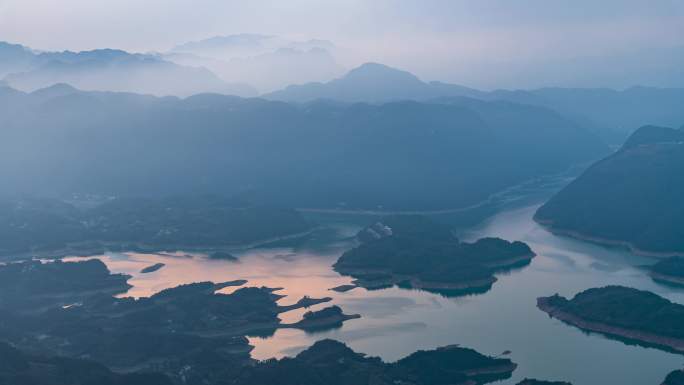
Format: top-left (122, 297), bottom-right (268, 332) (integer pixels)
top-left (538, 286), bottom-right (684, 353)
top-left (535, 125), bottom-right (684, 257)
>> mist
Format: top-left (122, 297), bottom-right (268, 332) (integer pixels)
top-left (2, 2), bottom-right (684, 385)
top-left (1, 0), bottom-right (682, 89)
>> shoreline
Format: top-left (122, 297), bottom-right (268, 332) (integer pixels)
top-left (335, 252), bottom-right (534, 292)
top-left (484, 254), bottom-right (536, 269)
top-left (534, 219), bottom-right (684, 259)
top-left (0, 228), bottom-right (319, 262)
top-left (463, 362), bottom-right (518, 377)
top-left (537, 297), bottom-right (684, 353)
top-left (335, 267), bottom-right (498, 292)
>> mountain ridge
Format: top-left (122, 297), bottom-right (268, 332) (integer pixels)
top-left (0, 84), bottom-right (607, 211)
top-left (0, 41), bottom-right (257, 97)
top-left (265, 62), bottom-right (684, 141)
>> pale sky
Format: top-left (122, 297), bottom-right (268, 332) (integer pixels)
top-left (1, 0), bottom-right (683, 89)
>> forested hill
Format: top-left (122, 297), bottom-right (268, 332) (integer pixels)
top-left (0, 84), bottom-right (607, 211)
top-left (535, 125), bottom-right (684, 256)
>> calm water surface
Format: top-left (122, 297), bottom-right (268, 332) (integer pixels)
top-left (76, 202), bottom-right (684, 385)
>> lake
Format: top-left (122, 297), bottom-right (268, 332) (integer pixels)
top-left (76, 195), bottom-right (684, 385)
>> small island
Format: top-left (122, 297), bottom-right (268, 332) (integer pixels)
top-left (329, 284), bottom-right (358, 293)
top-left (647, 257), bottom-right (684, 287)
top-left (140, 262), bottom-right (165, 273)
top-left (283, 305), bottom-right (361, 331)
top-left (537, 286), bottom-right (684, 353)
top-left (334, 215), bottom-right (534, 296)
top-left (209, 251), bottom-right (238, 261)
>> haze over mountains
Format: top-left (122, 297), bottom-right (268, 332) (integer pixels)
top-left (265, 62), bottom-right (684, 141)
top-left (0, 42), bottom-right (256, 97)
top-left (3, 36), bottom-right (683, 209)
top-left (3, 38), bottom-right (683, 144)
top-left (170, 34), bottom-right (336, 61)
top-left (1, 0), bottom-right (684, 380)
top-left (0, 35), bottom-right (681, 212)
top-left (0, 34), bottom-right (681, 221)
top-left (166, 34), bottom-right (344, 92)
top-left (265, 62), bottom-right (479, 102)
top-left (0, 82), bottom-right (606, 210)
top-left (0, 36), bottom-right (345, 96)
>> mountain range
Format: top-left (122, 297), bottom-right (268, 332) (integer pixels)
top-left (166, 47), bottom-right (343, 93)
top-left (0, 83), bottom-right (607, 211)
top-left (167, 34), bottom-right (344, 92)
top-left (265, 63), bottom-right (684, 142)
top-left (0, 42), bottom-right (256, 97)
top-left (3, 39), bottom-right (682, 143)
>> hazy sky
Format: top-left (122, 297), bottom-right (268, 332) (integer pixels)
top-left (1, 0), bottom-right (683, 88)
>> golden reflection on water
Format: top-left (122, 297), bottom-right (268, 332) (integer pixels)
top-left (68, 249), bottom-right (350, 304)
top-left (63, 224), bottom-right (373, 359)
top-left (63, 236), bottom-right (442, 360)
top-left (60, 208), bottom-right (684, 385)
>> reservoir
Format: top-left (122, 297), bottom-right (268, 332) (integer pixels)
top-left (77, 186), bottom-right (684, 385)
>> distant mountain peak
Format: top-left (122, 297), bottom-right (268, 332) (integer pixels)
top-left (352, 62), bottom-right (396, 71)
top-left (263, 62), bottom-right (433, 102)
top-left (28, 83), bottom-right (81, 102)
top-left (32, 83), bottom-right (79, 95)
top-left (344, 62), bottom-right (422, 82)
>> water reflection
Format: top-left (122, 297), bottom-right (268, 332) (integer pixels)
top-left (71, 205), bottom-right (684, 385)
